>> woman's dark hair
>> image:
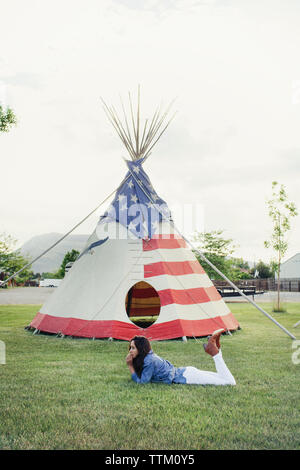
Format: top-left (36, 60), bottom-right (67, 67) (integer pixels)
top-left (129, 336), bottom-right (151, 378)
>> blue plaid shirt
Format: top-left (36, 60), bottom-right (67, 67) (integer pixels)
top-left (131, 351), bottom-right (186, 384)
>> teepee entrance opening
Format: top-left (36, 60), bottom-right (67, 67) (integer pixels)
top-left (125, 281), bottom-right (161, 328)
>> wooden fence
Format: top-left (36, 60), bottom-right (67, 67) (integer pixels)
top-left (212, 278), bottom-right (300, 293)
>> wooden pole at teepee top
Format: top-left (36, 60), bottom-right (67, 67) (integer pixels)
top-left (101, 87), bottom-right (176, 161)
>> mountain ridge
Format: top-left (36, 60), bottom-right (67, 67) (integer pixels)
top-left (20, 233), bottom-right (90, 274)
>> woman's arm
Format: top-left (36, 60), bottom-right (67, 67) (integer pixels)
top-left (126, 353), bottom-right (154, 384)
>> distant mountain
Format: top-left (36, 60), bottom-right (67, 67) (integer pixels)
top-left (20, 233), bottom-right (89, 274)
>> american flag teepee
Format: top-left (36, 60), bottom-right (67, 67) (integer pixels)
top-left (30, 90), bottom-right (239, 340)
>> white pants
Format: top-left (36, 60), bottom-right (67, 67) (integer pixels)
top-left (183, 351), bottom-right (236, 386)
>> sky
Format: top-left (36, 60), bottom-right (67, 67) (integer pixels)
top-left (1, 0), bottom-right (300, 265)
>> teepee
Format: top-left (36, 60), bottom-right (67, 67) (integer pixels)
top-left (30, 89), bottom-right (239, 340)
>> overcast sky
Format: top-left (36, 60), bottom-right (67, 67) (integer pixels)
top-left (1, 0), bottom-right (300, 264)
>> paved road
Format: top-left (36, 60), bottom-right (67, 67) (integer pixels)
top-left (1, 287), bottom-right (300, 305)
top-left (224, 291), bottom-right (300, 303)
top-left (0, 287), bottom-right (56, 304)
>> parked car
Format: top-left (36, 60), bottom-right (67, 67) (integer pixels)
top-left (39, 279), bottom-right (62, 287)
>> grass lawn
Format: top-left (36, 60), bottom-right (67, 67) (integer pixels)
top-left (0, 303), bottom-right (299, 450)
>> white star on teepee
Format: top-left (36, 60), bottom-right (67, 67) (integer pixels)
top-left (117, 193), bottom-right (126, 202)
top-left (127, 180), bottom-right (134, 189)
top-left (130, 194), bottom-right (138, 203)
top-left (128, 221), bottom-right (137, 231)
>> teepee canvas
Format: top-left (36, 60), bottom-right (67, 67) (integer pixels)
top-left (30, 91), bottom-right (239, 340)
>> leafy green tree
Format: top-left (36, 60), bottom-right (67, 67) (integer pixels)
top-left (56, 249), bottom-right (79, 278)
top-left (192, 230), bottom-right (237, 280)
top-left (32, 273), bottom-right (41, 280)
top-left (269, 260), bottom-right (278, 277)
top-left (250, 260), bottom-right (273, 279)
top-left (222, 257), bottom-right (252, 279)
top-left (231, 257), bottom-right (250, 270)
top-left (0, 233), bottom-right (33, 285)
top-left (229, 257), bottom-right (251, 279)
top-left (192, 230), bottom-right (253, 280)
top-left (264, 181), bottom-right (298, 310)
top-left (41, 272), bottom-right (61, 279)
top-left (0, 105), bottom-right (17, 132)
top-left (41, 250), bottom-right (79, 280)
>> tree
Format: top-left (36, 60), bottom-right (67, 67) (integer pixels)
top-left (229, 257), bottom-right (252, 280)
top-left (0, 105), bottom-right (17, 132)
top-left (31, 273), bottom-right (41, 280)
top-left (192, 230), bottom-right (237, 280)
top-left (0, 233), bottom-right (33, 285)
top-left (231, 257), bottom-right (250, 270)
top-left (250, 260), bottom-right (273, 279)
top-left (264, 181), bottom-right (298, 311)
top-left (192, 230), bottom-right (253, 280)
top-left (56, 249), bottom-right (80, 278)
top-left (41, 250), bottom-right (80, 280)
top-left (41, 272), bottom-right (61, 280)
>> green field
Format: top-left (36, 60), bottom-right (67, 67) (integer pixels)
top-left (0, 303), bottom-right (299, 450)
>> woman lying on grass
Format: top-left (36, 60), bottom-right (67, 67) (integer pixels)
top-left (126, 330), bottom-right (236, 386)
